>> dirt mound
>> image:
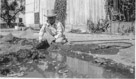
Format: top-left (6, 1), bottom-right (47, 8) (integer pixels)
top-left (0, 48), bottom-right (48, 76)
top-left (1, 33), bottom-right (22, 44)
top-left (0, 33), bottom-right (39, 55)
top-left (20, 28), bottom-right (35, 38)
top-left (1, 33), bottom-right (14, 42)
top-left (25, 27), bottom-right (34, 32)
top-left (19, 38), bottom-right (38, 46)
top-left (22, 27), bottom-right (35, 31)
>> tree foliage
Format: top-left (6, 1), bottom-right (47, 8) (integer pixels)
top-left (54, 0), bottom-right (67, 27)
top-left (0, 0), bottom-right (25, 28)
top-left (105, 0), bottom-right (135, 22)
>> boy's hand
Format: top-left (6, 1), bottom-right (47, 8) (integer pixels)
top-left (39, 40), bottom-right (42, 43)
top-left (50, 38), bottom-right (56, 44)
top-left (39, 39), bottom-right (43, 43)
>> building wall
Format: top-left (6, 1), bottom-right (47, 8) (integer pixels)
top-left (25, 0), bottom-right (34, 27)
top-left (39, 0), bottom-right (55, 24)
top-left (25, 0), bottom-right (55, 26)
top-left (18, 0), bottom-right (25, 24)
top-left (0, 0), bottom-right (1, 11)
top-left (66, 0), bottom-right (106, 31)
top-left (15, 13), bottom-right (25, 23)
top-left (25, 0), bottom-right (106, 31)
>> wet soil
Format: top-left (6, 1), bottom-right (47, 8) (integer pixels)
top-left (0, 34), bottom-right (134, 78)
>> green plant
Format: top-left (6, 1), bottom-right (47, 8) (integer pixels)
top-left (69, 29), bottom-right (82, 33)
top-left (118, 22), bottom-right (135, 35)
top-left (87, 19), bottom-right (111, 33)
top-left (54, 0), bottom-right (67, 28)
top-left (87, 19), bottom-right (95, 33)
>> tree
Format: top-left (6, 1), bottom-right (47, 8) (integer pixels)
top-left (105, 0), bottom-right (135, 22)
top-left (0, 0), bottom-right (25, 28)
top-left (54, 0), bottom-right (67, 28)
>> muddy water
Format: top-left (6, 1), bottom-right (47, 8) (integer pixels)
top-left (66, 56), bottom-right (104, 78)
top-left (0, 49), bottom-right (133, 78)
top-left (21, 52), bottom-right (132, 78)
top-left (66, 56), bottom-right (130, 78)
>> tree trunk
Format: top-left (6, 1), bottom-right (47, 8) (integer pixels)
top-left (7, 20), bottom-right (11, 28)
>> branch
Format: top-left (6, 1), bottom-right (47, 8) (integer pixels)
top-left (10, 7), bottom-right (23, 20)
top-left (0, 15), bottom-right (8, 22)
top-left (4, 0), bottom-right (10, 10)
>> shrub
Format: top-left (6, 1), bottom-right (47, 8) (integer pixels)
top-left (118, 22), bottom-right (135, 35)
top-left (87, 20), bottom-right (95, 33)
top-left (87, 19), bottom-right (111, 33)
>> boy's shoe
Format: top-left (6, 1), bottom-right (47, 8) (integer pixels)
top-left (36, 40), bottom-right (50, 49)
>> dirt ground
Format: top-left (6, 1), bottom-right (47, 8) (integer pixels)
top-left (0, 28), bottom-right (134, 66)
top-left (0, 28), bottom-right (135, 78)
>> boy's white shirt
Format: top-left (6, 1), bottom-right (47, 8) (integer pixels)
top-left (39, 21), bottom-right (64, 41)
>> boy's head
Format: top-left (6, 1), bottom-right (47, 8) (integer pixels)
top-left (45, 9), bottom-right (57, 25)
top-left (47, 16), bottom-right (56, 25)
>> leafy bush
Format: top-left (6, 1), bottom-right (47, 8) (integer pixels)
top-left (87, 19), bottom-right (111, 33)
top-left (118, 22), bottom-right (135, 35)
top-left (87, 20), bottom-right (95, 33)
top-left (54, 0), bottom-right (67, 27)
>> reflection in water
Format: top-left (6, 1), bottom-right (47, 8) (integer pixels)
top-left (65, 54), bottom-right (132, 78)
top-left (66, 56), bottom-right (103, 78)
top-left (23, 53), bottom-right (133, 78)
